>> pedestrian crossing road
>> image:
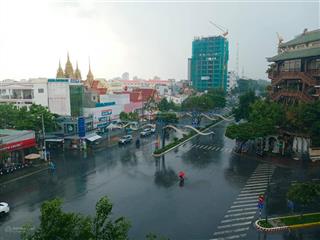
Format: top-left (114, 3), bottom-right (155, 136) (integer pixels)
top-left (210, 164), bottom-right (276, 240)
top-left (190, 144), bottom-right (234, 153)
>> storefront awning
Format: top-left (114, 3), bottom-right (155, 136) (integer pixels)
top-left (85, 134), bottom-right (102, 142)
top-left (45, 139), bottom-right (64, 142)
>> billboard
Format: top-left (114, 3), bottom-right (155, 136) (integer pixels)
top-left (78, 117), bottom-right (86, 138)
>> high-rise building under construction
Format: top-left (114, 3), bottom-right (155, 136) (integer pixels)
top-left (190, 36), bottom-right (229, 92)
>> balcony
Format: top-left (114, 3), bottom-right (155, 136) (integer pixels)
top-left (268, 71), bottom-right (317, 86)
top-left (271, 89), bottom-right (314, 103)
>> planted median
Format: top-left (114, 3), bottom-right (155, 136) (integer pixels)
top-left (153, 117), bottom-right (229, 157)
top-left (255, 212), bottom-right (320, 232)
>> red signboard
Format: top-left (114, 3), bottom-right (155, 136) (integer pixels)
top-left (0, 138), bottom-right (36, 152)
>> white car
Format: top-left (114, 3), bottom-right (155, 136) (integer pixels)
top-left (118, 135), bottom-right (133, 145)
top-left (0, 202), bottom-right (10, 214)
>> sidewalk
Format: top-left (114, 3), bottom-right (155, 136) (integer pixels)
top-left (235, 150), bottom-right (312, 169)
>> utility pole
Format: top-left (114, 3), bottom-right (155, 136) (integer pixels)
top-left (265, 163), bottom-right (270, 223)
top-left (41, 114), bottom-right (47, 161)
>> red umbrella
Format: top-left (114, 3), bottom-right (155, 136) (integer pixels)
top-left (178, 171), bottom-right (185, 178)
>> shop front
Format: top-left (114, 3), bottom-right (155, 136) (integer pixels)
top-left (0, 129), bottom-right (36, 167)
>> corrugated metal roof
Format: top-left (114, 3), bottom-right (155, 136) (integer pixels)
top-left (267, 47), bottom-right (320, 62)
top-left (280, 29), bottom-right (320, 47)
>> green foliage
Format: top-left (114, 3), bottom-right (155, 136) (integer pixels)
top-left (158, 98), bottom-right (180, 112)
top-left (0, 103), bottom-right (57, 132)
top-left (156, 112), bottom-right (178, 124)
top-left (233, 91), bottom-right (258, 121)
top-left (286, 101), bottom-right (320, 146)
top-left (21, 197), bottom-right (131, 240)
top-left (226, 100), bottom-right (285, 140)
top-left (119, 111), bottom-right (139, 122)
top-left (287, 183), bottom-right (320, 208)
top-left (181, 90), bottom-right (226, 112)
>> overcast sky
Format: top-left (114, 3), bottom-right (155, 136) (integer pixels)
top-left (0, 0), bottom-right (319, 81)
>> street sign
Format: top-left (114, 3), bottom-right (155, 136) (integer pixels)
top-left (78, 117), bottom-right (86, 138)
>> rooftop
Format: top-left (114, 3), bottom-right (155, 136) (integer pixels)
top-left (280, 29), bottom-right (320, 47)
top-left (267, 47), bottom-right (320, 62)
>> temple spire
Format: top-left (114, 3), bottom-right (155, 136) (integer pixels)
top-left (56, 59), bottom-right (64, 78)
top-left (74, 61), bottom-right (82, 80)
top-left (64, 52), bottom-right (74, 79)
top-left (86, 57), bottom-right (94, 86)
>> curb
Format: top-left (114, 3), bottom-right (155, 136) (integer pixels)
top-left (254, 220), bottom-right (288, 233)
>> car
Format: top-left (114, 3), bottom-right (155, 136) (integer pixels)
top-left (140, 128), bottom-right (153, 137)
top-left (0, 202), bottom-right (10, 215)
top-left (118, 135), bottom-right (133, 145)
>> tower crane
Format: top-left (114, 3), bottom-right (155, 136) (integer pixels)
top-left (209, 20), bottom-right (228, 37)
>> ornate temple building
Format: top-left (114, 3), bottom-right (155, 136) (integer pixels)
top-left (267, 29), bottom-right (320, 103)
top-left (55, 53), bottom-right (107, 94)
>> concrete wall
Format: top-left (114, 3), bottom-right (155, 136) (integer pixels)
top-left (48, 82), bottom-right (71, 116)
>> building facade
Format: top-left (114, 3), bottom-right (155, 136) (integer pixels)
top-left (267, 29), bottom-right (320, 103)
top-left (190, 36), bottom-right (229, 92)
top-left (0, 78), bottom-right (48, 108)
top-left (47, 78), bottom-right (84, 116)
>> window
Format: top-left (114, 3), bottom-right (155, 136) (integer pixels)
top-left (38, 88), bottom-right (44, 93)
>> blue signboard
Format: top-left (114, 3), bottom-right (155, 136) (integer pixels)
top-left (78, 117), bottom-right (86, 138)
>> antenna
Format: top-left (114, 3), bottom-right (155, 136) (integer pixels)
top-left (236, 42), bottom-right (239, 79)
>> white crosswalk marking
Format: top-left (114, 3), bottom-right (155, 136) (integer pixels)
top-left (230, 203), bottom-right (257, 208)
top-left (217, 221), bottom-right (252, 229)
top-left (227, 207), bottom-right (257, 213)
top-left (212, 163), bottom-right (275, 239)
top-left (221, 216), bottom-right (254, 223)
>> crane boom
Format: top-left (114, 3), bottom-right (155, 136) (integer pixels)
top-left (209, 20), bottom-right (228, 37)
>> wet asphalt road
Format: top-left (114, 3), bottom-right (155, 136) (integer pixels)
top-left (0, 121), bottom-right (319, 240)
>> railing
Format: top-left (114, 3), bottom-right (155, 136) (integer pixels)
top-left (269, 71), bottom-right (317, 86)
top-left (271, 90), bottom-right (314, 102)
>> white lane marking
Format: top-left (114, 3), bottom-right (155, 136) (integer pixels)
top-left (243, 185), bottom-right (268, 189)
top-left (238, 192), bottom-right (263, 197)
top-left (248, 177), bottom-right (270, 181)
top-left (216, 147), bottom-right (222, 151)
top-left (221, 216), bottom-right (254, 223)
top-left (210, 233), bottom-right (247, 240)
top-left (236, 195), bottom-right (260, 201)
top-left (240, 188), bottom-right (266, 194)
top-left (244, 182), bottom-right (268, 187)
top-left (208, 146), bottom-right (215, 150)
top-left (227, 207), bottom-right (257, 213)
top-left (224, 211), bottom-right (256, 218)
top-left (245, 180), bottom-right (268, 185)
top-left (213, 227), bottom-right (249, 236)
top-left (230, 203), bottom-right (257, 208)
top-left (233, 199), bottom-right (258, 204)
top-left (217, 221), bottom-right (252, 229)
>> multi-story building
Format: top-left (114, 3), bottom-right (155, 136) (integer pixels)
top-left (0, 78), bottom-right (48, 108)
top-left (227, 71), bottom-right (237, 92)
top-left (190, 36), bottom-right (229, 92)
top-left (267, 29), bottom-right (320, 103)
top-left (47, 78), bottom-right (84, 116)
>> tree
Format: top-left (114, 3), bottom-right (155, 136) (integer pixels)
top-left (119, 112), bottom-right (129, 121)
top-left (158, 98), bottom-right (170, 112)
top-left (287, 183), bottom-right (320, 214)
top-left (226, 100), bottom-right (285, 141)
top-left (119, 112), bottom-right (139, 122)
top-left (233, 91), bottom-right (258, 121)
top-left (21, 197), bottom-right (131, 240)
top-left (156, 112), bottom-right (178, 124)
top-left (0, 103), bottom-right (57, 133)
